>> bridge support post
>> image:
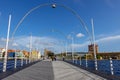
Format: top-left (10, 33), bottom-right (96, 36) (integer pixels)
top-left (79, 55), bottom-right (81, 65)
top-left (26, 57), bottom-right (28, 64)
top-left (86, 54), bottom-right (88, 68)
top-left (14, 51), bottom-right (17, 68)
top-left (110, 57), bottom-right (114, 75)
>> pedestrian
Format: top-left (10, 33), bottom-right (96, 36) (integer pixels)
top-left (63, 56), bottom-right (65, 61)
top-left (51, 56), bottom-right (54, 61)
top-left (54, 56), bottom-right (56, 61)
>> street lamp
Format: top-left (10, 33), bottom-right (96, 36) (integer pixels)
top-left (68, 34), bottom-right (75, 63)
top-left (12, 3), bottom-right (92, 45)
top-left (11, 3), bottom-right (93, 61)
top-left (52, 4), bottom-right (56, 8)
top-left (11, 3), bottom-right (95, 68)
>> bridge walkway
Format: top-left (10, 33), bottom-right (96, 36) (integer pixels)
top-left (2, 60), bottom-right (106, 80)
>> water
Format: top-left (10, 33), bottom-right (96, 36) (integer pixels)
top-left (72, 59), bottom-right (120, 76)
top-left (0, 60), bottom-right (27, 72)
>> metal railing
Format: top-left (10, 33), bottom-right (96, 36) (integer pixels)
top-left (64, 59), bottom-right (120, 80)
top-left (0, 57), bottom-right (40, 73)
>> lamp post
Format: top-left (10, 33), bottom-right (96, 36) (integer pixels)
top-left (91, 18), bottom-right (98, 70)
top-left (68, 32), bottom-right (76, 63)
top-left (86, 54), bottom-right (88, 67)
top-left (14, 49), bottom-right (17, 69)
top-left (29, 34), bottom-right (32, 63)
top-left (79, 54), bottom-right (82, 65)
top-left (71, 37), bottom-right (74, 63)
top-left (25, 55), bottom-right (28, 64)
top-left (21, 51), bottom-right (23, 66)
top-left (12, 42), bottom-right (18, 69)
top-left (65, 42), bottom-right (67, 57)
top-left (3, 14), bottom-right (11, 72)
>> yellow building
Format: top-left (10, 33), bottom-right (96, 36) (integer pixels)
top-left (31, 50), bottom-right (41, 61)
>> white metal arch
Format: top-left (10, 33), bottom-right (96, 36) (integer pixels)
top-left (12, 3), bottom-right (92, 43)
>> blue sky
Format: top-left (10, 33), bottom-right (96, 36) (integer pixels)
top-left (0, 0), bottom-right (120, 54)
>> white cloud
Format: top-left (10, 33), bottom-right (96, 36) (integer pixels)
top-left (70, 35), bottom-right (120, 52)
top-left (96, 35), bottom-right (120, 43)
top-left (76, 33), bottom-right (84, 38)
top-left (1, 37), bottom-right (6, 42)
top-left (12, 42), bottom-right (18, 47)
top-left (5, 36), bottom-right (63, 53)
top-left (0, 34), bottom-right (120, 52)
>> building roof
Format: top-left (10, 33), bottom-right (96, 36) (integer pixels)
top-left (98, 52), bottom-right (120, 56)
top-left (67, 52), bottom-right (88, 54)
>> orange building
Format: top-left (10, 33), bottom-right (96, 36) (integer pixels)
top-left (22, 50), bottom-right (29, 58)
top-left (88, 44), bottom-right (120, 59)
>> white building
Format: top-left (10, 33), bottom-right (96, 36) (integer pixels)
top-left (0, 48), bottom-right (5, 58)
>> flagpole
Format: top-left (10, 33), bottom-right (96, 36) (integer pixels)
top-left (3, 14), bottom-right (11, 72)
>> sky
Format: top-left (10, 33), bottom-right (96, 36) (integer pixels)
top-left (0, 0), bottom-right (120, 54)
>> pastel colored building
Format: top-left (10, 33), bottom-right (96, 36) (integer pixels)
top-left (31, 50), bottom-right (41, 61)
top-left (0, 48), bottom-right (5, 58)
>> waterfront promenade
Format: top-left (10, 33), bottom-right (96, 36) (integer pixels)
top-left (2, 60), bottom-right (106, 80)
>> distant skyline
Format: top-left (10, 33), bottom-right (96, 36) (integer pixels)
top-left (0, 0), bottom-right (120, 54)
